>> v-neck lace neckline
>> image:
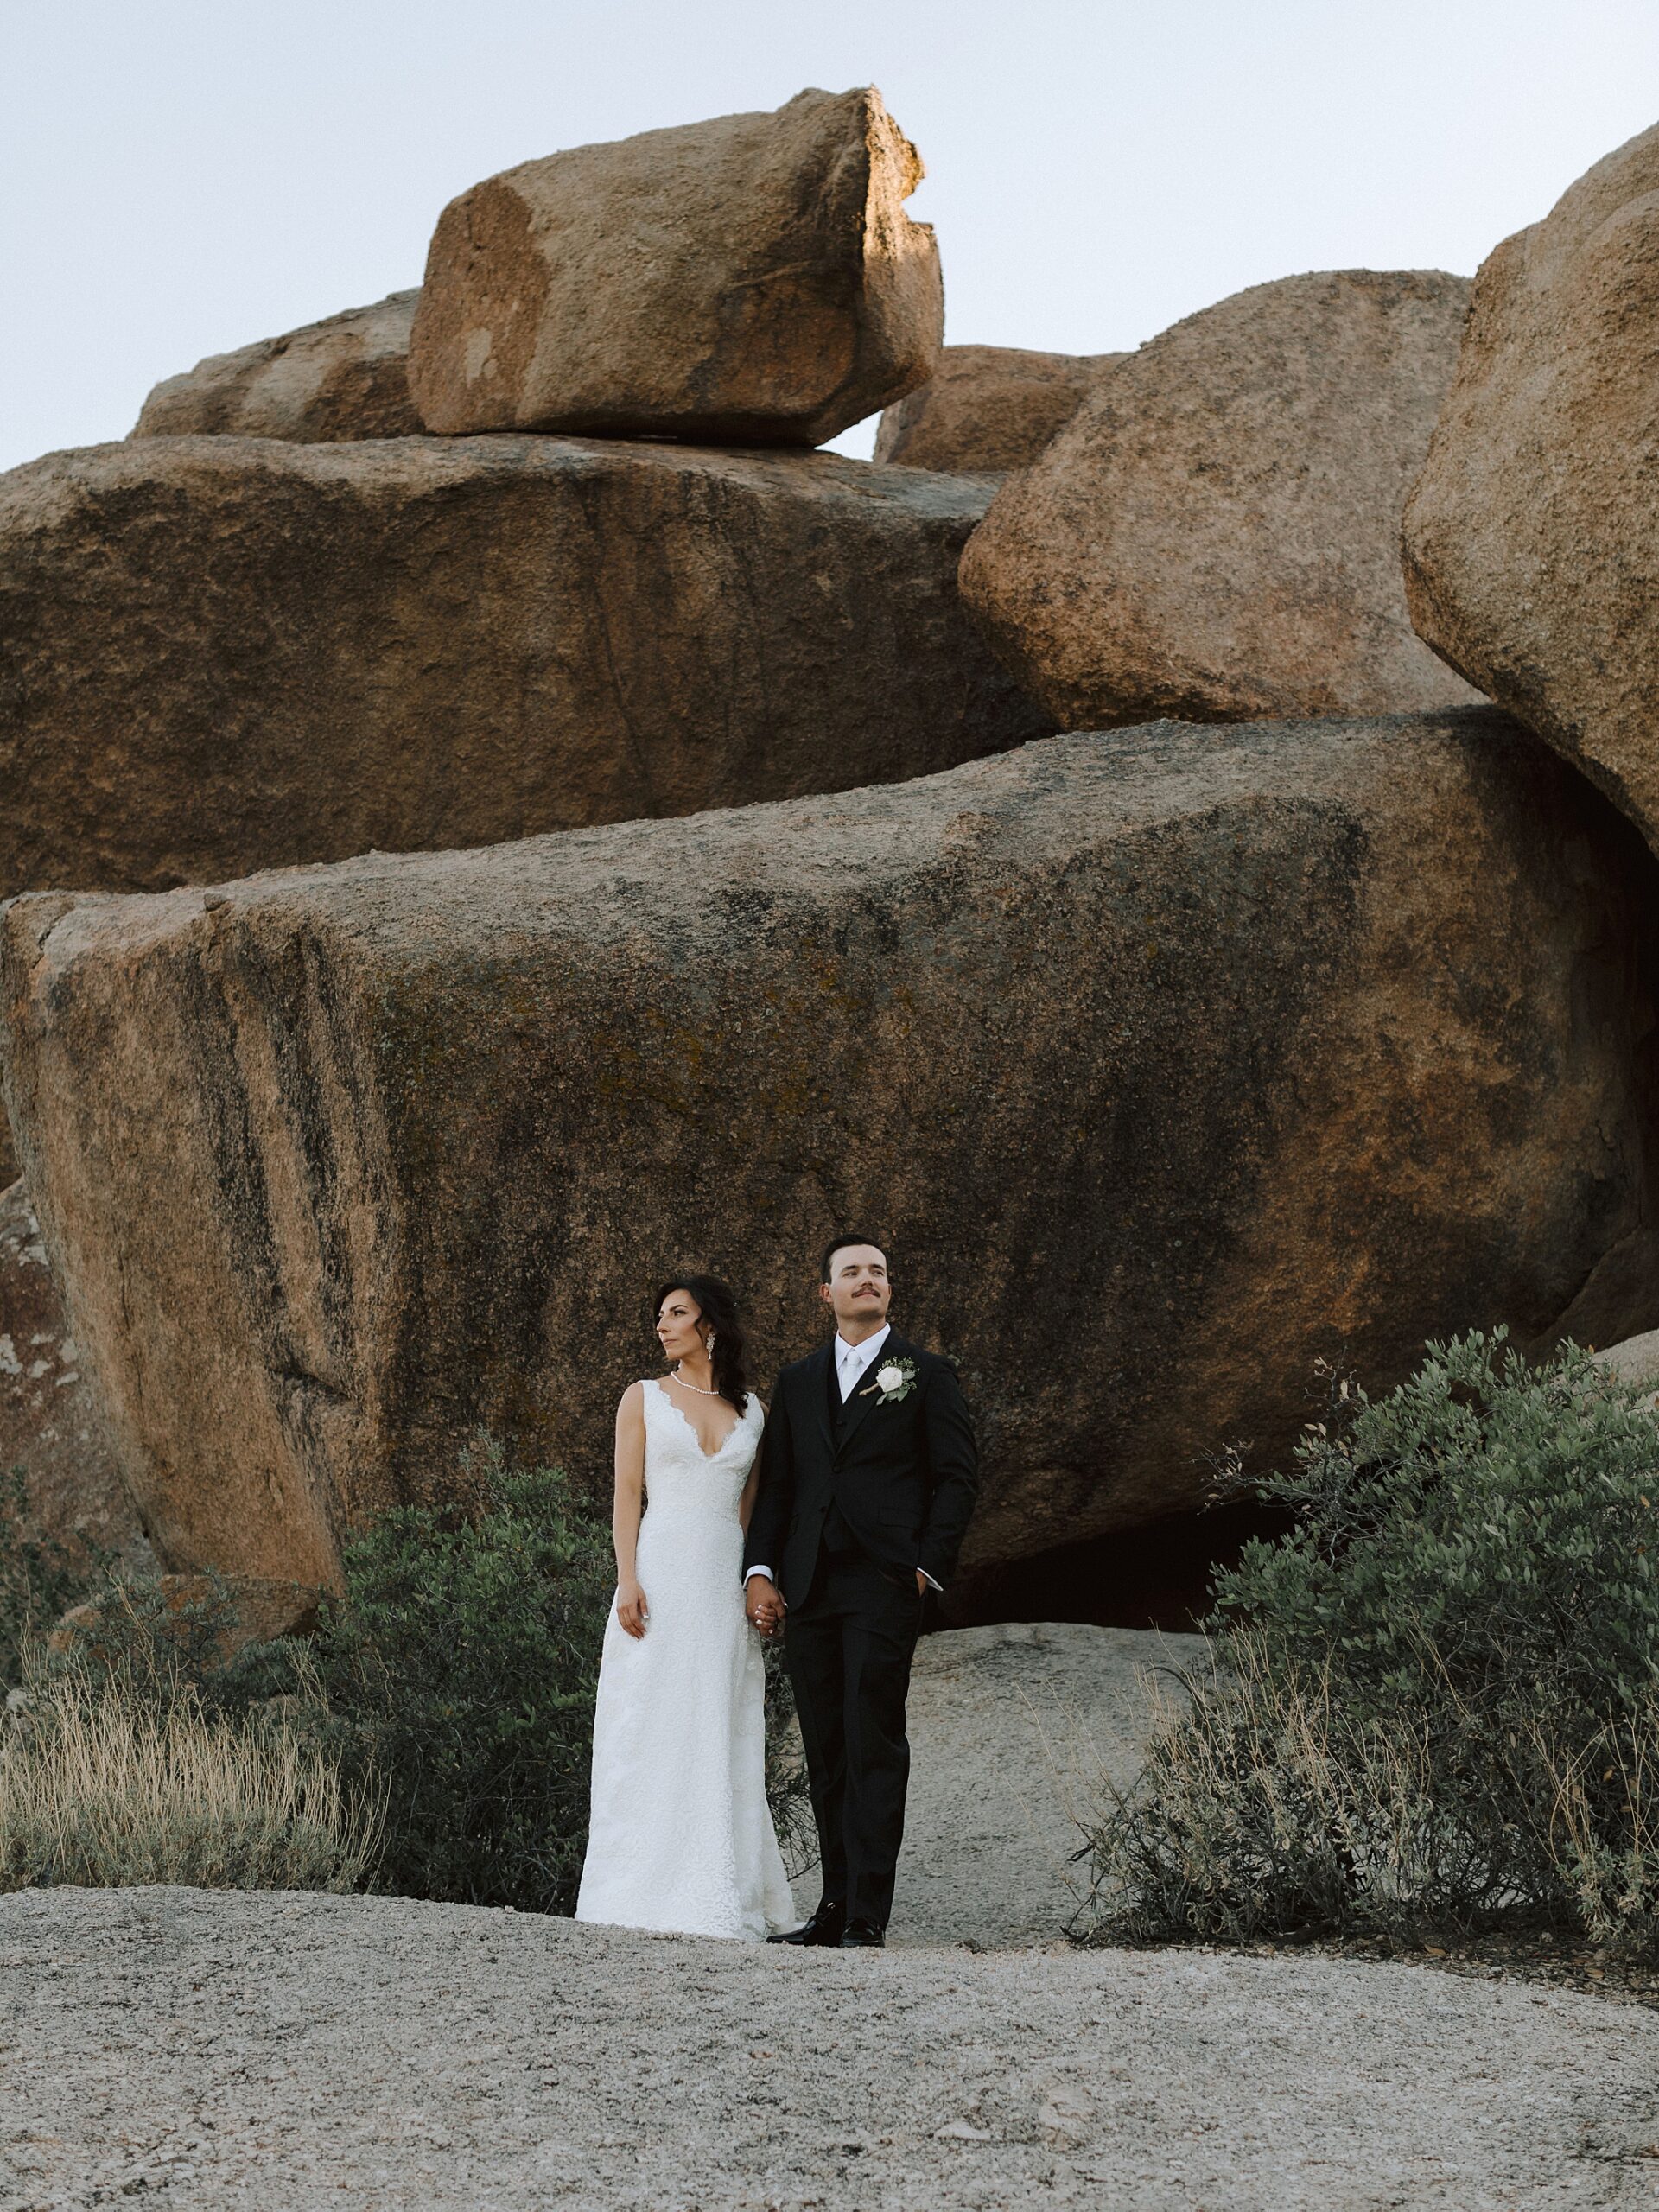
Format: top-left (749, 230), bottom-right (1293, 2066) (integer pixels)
top-left (652, 1378), bottom-right (742, 1460)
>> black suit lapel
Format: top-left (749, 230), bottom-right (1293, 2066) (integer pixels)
top-left (835, 1331), bottom-right (911, 1457)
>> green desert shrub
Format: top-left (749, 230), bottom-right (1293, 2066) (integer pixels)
top-left (289, 1453), bottom-right (815, 1907)
top-left (266, 1456), bottom-right (614, 1916)
top-left (12, 1447), bottom-right (813, 1910)
top-left (249, 1453), bottom-right (815, 1903)
top-left (11, 1455), bottom-right (613, 1908)
top-left (1080, 1331), bottom-right (1659, 1956)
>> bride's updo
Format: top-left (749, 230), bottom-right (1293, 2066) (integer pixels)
top-left (654, 1273), bottom-right (752, 1414)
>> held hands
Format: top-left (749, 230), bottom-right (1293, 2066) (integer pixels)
top-left (742, 1571), bottom-right (925, 1636)
top-left (746, 1576), bottom-right (785, 1638)
top-left (617, 1577), bottom-right (649, 1639)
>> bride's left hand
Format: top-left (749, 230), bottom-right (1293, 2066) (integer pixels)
top-left (747, 1580), bottom-right (785, 1637)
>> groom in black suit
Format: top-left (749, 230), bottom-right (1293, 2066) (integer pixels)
top-left (743, 1236), bottom-right (978, 1948)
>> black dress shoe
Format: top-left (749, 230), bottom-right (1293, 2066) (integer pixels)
top-left (840, 1919), bottom-right (886, 1948)
top-left (768, 1900), bottom-right (845, 1948)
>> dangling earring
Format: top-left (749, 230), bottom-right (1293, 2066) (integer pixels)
top-left (705, 1331), bottom-right (716, 1360)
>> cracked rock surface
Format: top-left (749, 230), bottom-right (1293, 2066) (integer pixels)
top-left (3, 1885), bottom-right (1657, 2209)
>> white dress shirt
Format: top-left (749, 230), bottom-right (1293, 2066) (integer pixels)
top-left (834, 1322), bottom-right (891, 1402)
top-left (747, 1324), bottom-right (938, 1592)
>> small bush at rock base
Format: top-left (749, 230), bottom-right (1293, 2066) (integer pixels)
top-left (13, 1448), bottom-right (813, 1911)
top-left (289, 1453), bottom-right (815, 1907)
top-left (12, 1454), bottom-right (612, 1909)
top-left (0, 1465), bottom-right (111, 1690)
top-left (263, 1455), bottom-right (614, 1916)
top-left (1078, 1332), bottom-right (1659, 1957)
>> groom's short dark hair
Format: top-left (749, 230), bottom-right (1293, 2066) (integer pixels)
top-left (821, 1233), bottom-right (887, 1283)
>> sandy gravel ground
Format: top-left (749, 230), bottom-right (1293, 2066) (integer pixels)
top-left (891, 1620), bottom-right (1204, 1946)
top-left (5, 1624), bottom-right (1658, 2207)
top-left (4, 1885), bottom-right (1659, 2210)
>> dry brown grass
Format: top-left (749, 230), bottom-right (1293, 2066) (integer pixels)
top-left (0, 1659), bottom-right (381, 1895)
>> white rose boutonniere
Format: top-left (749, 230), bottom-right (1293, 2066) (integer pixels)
top-left (861, 1356), bottom-right (919, 1405)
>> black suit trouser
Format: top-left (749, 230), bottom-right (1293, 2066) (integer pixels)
top-left (785, 1545), bottom-right (924, 1928)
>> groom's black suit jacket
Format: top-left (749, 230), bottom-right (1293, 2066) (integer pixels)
top-left (742, 1332), bottom-right (979, 1606)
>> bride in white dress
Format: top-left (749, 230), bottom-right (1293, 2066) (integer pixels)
top-left (575, 1273), bottom-right (798, 1940)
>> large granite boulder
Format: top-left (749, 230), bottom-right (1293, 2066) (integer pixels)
top-left (408, 88), bottom-right (941, 444)
top-left (0, 433), bottom-right (1043, 910)
top-left (130, 292), bottom-right (422, 443)
top-left (1403, 124), bottom-right (1659, 857)
top-left (873, 345), bottom-right (1118, 474)
top-left (960, 270), bottom-right (1483, 728)
top-left (4, 709), bottom-right (1656, 1592)
top-left (0, 1179), bottom-right (146, 1570)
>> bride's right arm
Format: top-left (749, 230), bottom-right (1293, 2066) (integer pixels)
top-left (613, 1382), bottom-right (648, 1639)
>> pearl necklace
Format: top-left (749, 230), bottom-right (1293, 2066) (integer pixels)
top-left (671, 1363), bottom-right (721, 1396)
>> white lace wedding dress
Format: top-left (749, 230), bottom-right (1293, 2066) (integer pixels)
top-left (575, 1380), bottom-right (798, 1940)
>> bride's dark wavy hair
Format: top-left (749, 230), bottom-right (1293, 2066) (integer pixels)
top-left (652, 1273), bottom-right (751, 1414)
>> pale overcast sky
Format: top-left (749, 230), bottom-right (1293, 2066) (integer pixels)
top-left (5, 0), bottom-right (1657, 474)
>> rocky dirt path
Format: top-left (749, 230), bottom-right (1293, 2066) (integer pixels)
top-left (3, 1885), bottom-right (1659, 2210)
top-left (890, 1619), bottom-right (1205, 1947)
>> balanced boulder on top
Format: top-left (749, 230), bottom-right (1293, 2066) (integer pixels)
top-left (873, 345), bottom-right (1119, 474)
top-left (5, 710), bottom-right (1654, 1596)
top-left (960, 270), bottom-right (1482, 728)
top-left (1403, 123), bottom-right (1659, 858)
top-left (407, 88), bottom-right (942, 445)
top-left (130, 291), bottom-right (423, 444)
